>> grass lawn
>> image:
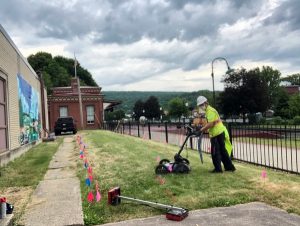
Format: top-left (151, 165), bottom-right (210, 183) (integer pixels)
top-left (77, 130), bottom-right (300, 225)
top-left (0, 138), bottom-right (63, 224)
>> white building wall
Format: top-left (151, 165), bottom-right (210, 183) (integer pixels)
top-left (0, 24), bottom-right (47, 165)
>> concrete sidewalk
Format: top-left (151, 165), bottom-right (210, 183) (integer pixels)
top-left (22, 136), bottom-right (84, 226)
top-left (100, 202), bottom-right (300, 226)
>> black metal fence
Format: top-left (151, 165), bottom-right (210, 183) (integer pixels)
top-left (102, 121), bottom-right (300, 174)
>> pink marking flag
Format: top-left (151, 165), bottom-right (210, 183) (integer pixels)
top-left (261, 170), bottom-right (267, 179)
top-left (80, 154), bottom-right (84, 159)
top-left (95, 181), bottom-right (102, 202)
top-left (87, 191), bottom-right (94, 202)
top-left (96, 190), bottom-right (101, 202)
top-left (88, 166), bottom-right (93, 174)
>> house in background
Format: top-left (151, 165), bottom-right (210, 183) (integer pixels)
top-left (48, 78), bottom-right (104, 131)
top-left (283, 85), bottom-right (300, 95)
top-left (103, 100), bottom-right (121, 114)
top-left (0, 24), bottom-right (48, 166)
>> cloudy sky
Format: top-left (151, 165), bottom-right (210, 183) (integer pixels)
top-left (1, 0), bottom-right (300, 91)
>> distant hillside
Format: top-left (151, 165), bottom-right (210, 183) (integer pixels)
top-left (103, 90), bottom-right (215, 112)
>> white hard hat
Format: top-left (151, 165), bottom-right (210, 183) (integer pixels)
top-left (197, 96), bottom-right (207, 106)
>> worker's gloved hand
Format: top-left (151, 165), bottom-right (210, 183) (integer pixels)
top-left (185, 124), bottom-right (203, 136)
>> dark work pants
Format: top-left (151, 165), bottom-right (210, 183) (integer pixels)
top-left (210, 132), bottom-right (235, 172)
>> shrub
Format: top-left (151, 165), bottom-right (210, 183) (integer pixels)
top-left (292, 116), bottom-right (300, 125)
top-left (259, 117), bottom-right (267, 124)
top-left (248, 114), bottom-right (256, 124)
top-left (273, 116), bottom-right (283, 125)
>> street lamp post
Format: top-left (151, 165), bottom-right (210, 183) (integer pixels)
top-left (211, 57), bottom-right (231, 107)
top-left (159, 107), bottom-right (162, 122)
top-left (184, 102), bottom-right (189, 125)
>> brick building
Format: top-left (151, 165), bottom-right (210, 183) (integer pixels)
top-left (48, 78), bottom-right (104, 131)
top-left (0, 24), bottom-right (48, 166)
top-left (283, 85), bottom-right (300, 95)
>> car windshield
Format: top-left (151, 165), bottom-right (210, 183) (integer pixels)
top-left (57, 117), bottom-right (73, 123)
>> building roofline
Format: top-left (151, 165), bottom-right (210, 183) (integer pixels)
top-left (0, 24), bottom-right (39, 79)
top-left (52, 86), bottom-right (101, 89)
top-left (103, 99), bottom-right (122, 104)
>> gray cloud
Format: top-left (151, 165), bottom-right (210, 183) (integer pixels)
top-left (1, 0), bottom-right (300, 90)
top-left (264, 0), bottom-right (300, 32)
top-left (1, 0), bottom-right (265, 44)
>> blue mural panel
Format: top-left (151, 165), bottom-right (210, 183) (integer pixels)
top-left (17, 74), bottom-right (40, 145)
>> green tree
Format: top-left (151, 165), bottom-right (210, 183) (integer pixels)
top-left (144, 96), bottom-right (160, 120)
top-left (288, 94), bottom-right (300, 118)
top-left (133, 100), bottom-right (145, 120)
top-left (28, 52), bottom-right (53, 72)
top-left (41, 71), bottom-right (53, 93)
top-left (218, 87), bottom-right (240, 118)
top-left (53, 56), bottom-right (97, 86)
top-left (44, 61), bottom-right (70, 87)
top-left (105, 109), bottom-right (125, 121)
top-left (219, 67), bottom-right (269, 119)
top-left (274, 88), bottom-right (290, 118)
top-left (28, 52), bottom-right (54, 93)
top-left (114, 109), bottom-right (125, 120)
top-left (260, 66), bottom-right (281, 108)
top-left (27, 52), bottom-right (98, 93)
top-left (281, 73), bottom-right (300, 85)
top-left (168, 97), bottom-right (188, 120)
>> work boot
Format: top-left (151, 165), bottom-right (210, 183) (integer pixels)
top-left (225, 165), bottom-right (236, 172)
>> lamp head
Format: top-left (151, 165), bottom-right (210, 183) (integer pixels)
top-left (226, 68), bottom-right (234, 75)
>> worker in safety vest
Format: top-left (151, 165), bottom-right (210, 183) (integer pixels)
top-left (197, 96), bottom-right (236, 173)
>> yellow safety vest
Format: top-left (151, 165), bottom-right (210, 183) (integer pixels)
top-left (205, 105), bottom-right (232, 156)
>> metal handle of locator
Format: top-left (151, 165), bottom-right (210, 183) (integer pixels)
top-left (119, 195), bottom-right (186, 212)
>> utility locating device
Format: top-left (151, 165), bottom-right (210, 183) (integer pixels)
top-left (108, 187), bottom-right (188, 221)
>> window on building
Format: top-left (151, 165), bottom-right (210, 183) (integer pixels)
top-left (86, 106), bottom-right (95, 124)
top-left (59, 106), bottom-right (68, 117)
top-left (0, 76), bottom-right (7, 152)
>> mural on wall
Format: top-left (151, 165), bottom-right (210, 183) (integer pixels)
top-left (17, 74), bottom-right (41, 145)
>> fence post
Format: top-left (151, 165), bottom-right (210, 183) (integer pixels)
top-left (165, 122), bottom-right (168, 143)
top-left (138, 122), bottom-right (140, 137)
top-left (129, 121), bottom-right (131, 135)
top-left (148, 122), bottom-right (151, 140)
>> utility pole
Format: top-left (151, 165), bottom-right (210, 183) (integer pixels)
top-left (75, 54), bottom-right (84, 129)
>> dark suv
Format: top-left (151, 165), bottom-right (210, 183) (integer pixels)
top-left (54, 117), bottom-right (77, 135)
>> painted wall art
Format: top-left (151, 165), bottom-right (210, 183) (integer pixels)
top-left (17, 74), bottom-right (40, 145)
